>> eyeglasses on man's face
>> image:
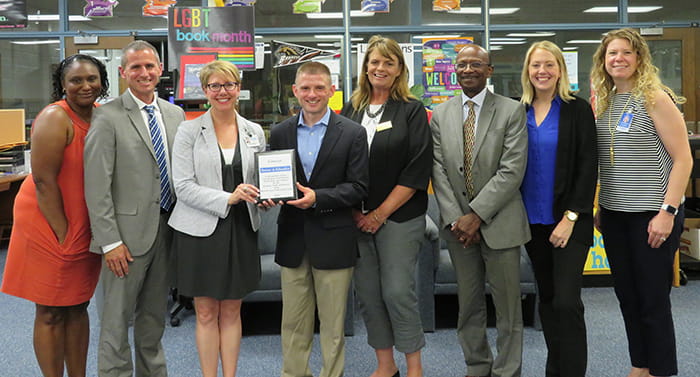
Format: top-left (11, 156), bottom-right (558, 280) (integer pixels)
top-left (454, 61), bottom-right (491, 71)
top-left (206, 82), bottom-right (240, 92)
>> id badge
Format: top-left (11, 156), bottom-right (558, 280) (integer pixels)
top-left (244, 133), bottom-right (261, 147)
top-left (616, 112), bottom-right (634, 132)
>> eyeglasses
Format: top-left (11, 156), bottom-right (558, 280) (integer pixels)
top-left (454, 62), bottom-right (491, 71)
top-left (206, 82), bottom-right (239, 92)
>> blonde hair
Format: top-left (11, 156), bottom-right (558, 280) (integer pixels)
top-left (591, 28), bottom-right (685, 117)
top-left (199, 60), bottom-right (241, 88)
top-left (520, 41), bottom-right (574, 105)
top-left (349, 35), bottom-right (414, 112)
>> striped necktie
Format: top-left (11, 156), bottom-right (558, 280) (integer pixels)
top-left (143, 105), bottom-right (173, 211)
top-left (463, 100), bottom-right (476, 198)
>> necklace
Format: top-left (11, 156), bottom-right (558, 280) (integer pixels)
top-left (365, 102), bottom-right (386, 119)
top-left (607, 92), bottom-right (634, 166)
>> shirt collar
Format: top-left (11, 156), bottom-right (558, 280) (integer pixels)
top-left (128, 88), bottom-right (159, 110)
top-left (461, 87), bottom-right (489, 108)
top-left (297, 108), bottom-right (331, 128)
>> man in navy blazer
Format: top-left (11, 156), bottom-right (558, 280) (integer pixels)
top-left (269, 61), bottom-right (368, 377)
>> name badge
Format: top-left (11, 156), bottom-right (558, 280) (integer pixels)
top-left (376, 121), bottom-right (393, 132)
top-left (244, 133), bottom-right (261, 147)
top-left (616, 112), bottom-right (634, 132)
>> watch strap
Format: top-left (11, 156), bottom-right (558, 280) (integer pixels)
top-left (661, 204), bottom-right (679, 216)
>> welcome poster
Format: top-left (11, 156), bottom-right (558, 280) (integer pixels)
top-left (168, 6), bottom-right (255, 71)
top-left (421, 37), bottom-right (473, 109)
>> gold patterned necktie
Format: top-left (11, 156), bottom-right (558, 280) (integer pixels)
top-left (463, 100), bottom-right (476, 198)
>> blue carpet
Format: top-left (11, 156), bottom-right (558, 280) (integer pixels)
top-left (1, 248), bottom-right (698, 376)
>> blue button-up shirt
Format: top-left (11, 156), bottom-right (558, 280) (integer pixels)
top-left (521, 96), bottom-right (561, 225)
top-left (297, 108), bottom-right (330, 181)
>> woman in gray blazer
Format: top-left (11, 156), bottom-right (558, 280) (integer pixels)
top-left (168, 60), bottom-right (265, 377)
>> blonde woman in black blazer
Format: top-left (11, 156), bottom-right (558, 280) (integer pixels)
top-left (519, 41), bottom-right (597, 377)
top-left (340, 35), bottom-right (432, 377)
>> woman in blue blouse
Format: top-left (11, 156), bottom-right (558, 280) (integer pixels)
top-left (519, 41), bottom-right (597, 377)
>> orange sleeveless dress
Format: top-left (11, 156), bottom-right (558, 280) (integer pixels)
top-left (1, 100), bottom-right (101, 306)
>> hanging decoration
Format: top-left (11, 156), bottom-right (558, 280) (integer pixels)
top-left (361, 0), bottom-right (391, 13)
top-left (292, 0), bottom-right (324, 14)
top-left (432, 0), bottom-right (460, 12)
top-left (271, 40), bottom-right (338, 68)
top-left (143, 0), bottom-right (177, 17)
top-left (84, 0), bottom-right (118, 17)
top-left (209, 0), bottom-right (256, 5)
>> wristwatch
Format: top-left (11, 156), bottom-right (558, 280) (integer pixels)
top-left (564, 210), bottom-right (579, 222)
top-left (661, 203), bottom-right (679, 216)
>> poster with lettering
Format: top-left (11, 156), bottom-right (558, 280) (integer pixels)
top-left (168, 6), bottom-right (255, 71)
top-left (421, 37), bottom-right (473, 110)
top-left (0, 0), bottom-right (26, 29)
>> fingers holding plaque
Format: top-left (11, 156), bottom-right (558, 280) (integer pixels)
top-left (255, 149), bottom-right (298, 202)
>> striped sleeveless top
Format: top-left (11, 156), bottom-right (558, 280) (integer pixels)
top-left (596, 92), bottom-right (672, 212)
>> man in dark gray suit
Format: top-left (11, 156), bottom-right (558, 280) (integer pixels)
top-left (430, 44), bottom-right (529, 377)
top-left (84, 40), bottom-right (185, 377)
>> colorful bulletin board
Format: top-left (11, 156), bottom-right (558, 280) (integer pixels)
top-left (168, 6), bottom-right (255, 72)
top-left (421, 37), bottom-right (474, 110)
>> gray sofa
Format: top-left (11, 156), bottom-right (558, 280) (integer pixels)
top-left (243, 205), bottom-right (356, 336)
top-left (419, 195), bottom-right (541, 332)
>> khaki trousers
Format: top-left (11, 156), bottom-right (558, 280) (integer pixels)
top-left (280, 255), bottom-right (353, 377)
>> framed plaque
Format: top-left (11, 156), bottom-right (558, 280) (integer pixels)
top-left (255, 149), bottom-right (298, 202)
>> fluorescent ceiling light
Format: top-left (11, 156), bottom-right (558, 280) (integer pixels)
top-left (316, 43), bottom-right (337, 47)
top-left (567, 40), bottom-right (603, 44)
top-left (151, 28), bottom-right (168, 31)
top-left (490, 41), bottom-right (526, 45)
top-left (584, 6), bottom-right (662, 13)
top-left (255, 35), bottom-right (263, 39)
top-left (412, 34), bottom-right (460, 39)
top-left (306, 10), bottom-right (374, 19)
top-left (507, 32), bottom-right (556, 37)
top-left (314, 35), bottom-right (363, 41)
top-left (490, 45), bottom-right (503, 50)
top-left (490, 37), bottom-right (525, 42)
top-left (448, 7), bottom-right (520, 15)
top-left (28, 14), bottom-right (90, 21)
top-left (12, 40), bottom-right (60, 45)
top-left (563, 47), bottom-right (579, 50)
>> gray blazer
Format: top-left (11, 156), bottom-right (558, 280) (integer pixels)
top-left (430, 90), bottom-right (531, 250)
top-left (84, 91), bottom-right (186, 256)
top-left (168, 110), bottom-right (265, 236)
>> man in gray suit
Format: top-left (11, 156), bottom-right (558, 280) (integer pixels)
top-left (84, 40), bottom-right (185, 377)
top-left (430, 44), bottom-right (529, 377)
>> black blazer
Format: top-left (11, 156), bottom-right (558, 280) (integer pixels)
top-left (269, 111), bottom-right (369, 269)
top-left (531, 95), bottom-right (598, 247)
top-left (340, 98), bottom-right (432, 222)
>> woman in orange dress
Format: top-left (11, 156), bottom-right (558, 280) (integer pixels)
top-left (1, 54), bottom-right (108, 377)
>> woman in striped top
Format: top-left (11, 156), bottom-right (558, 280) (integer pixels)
top-left (591, 28), bottom-right (692, 377)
